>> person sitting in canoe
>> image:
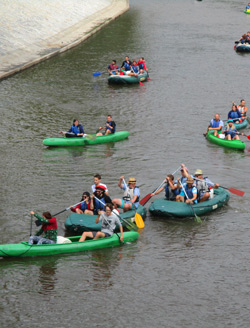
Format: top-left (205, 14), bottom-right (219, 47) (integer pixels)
top-left (107, 60), bottom-right (119, 75)
top-left (60, 119), bottom-right (85, 138)
top-left (93, 185), bottom-right (112, 215)
top-left (151, 174), bottom-right (178, 201)
top-left (193, 169), bottom-right (219, 203)
top-left (112, 177), bottom-right (140, 212)
top-left (96, 115), bottom-right (116, 136)
top-left (228, 103), bottom-right (242, 123)
top-left (176, 177), bottom-right (198, 204)
top-left (239, 31), bottom-right (250, 44)
top-left (79, 203), bottom-right (123, 243)
top-left (237, 99), bottom-right (248, 118)
top-left (224, 119), bottom-right (243, 140)
top-left (204, 113), bottom-right (224, 136)
top-left (128, 60), bottom-right (140, 76)
top-left (29, 211), bottom-right (57, 245)
top-left (91, 173), bottom-right (109, 194)
top-left (121, 56), bottom-right (132, 71)
top-left (70, 192), bottom-right (94, 215)
top-left (138, 57), bottom-right (148, 72)
top-left (246, 3), bottom-right (250, 10)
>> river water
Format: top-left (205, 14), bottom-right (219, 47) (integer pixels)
top-left (1, 0), bottom-right (250, 327)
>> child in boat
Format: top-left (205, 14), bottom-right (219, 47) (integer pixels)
top-left (224, 120), bottom-right (242, 140)
top-left (29, 211), bottom-right (57, 245)
top-left (79, 203), bottom-right (123, 243)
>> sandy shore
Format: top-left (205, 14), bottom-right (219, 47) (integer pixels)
top-left (0, 0), bottom-right (129, 80)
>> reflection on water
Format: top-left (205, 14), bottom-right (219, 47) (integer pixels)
top-left (38, 259), bottom-right (58, 295)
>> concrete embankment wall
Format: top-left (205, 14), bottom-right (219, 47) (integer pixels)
top-left (0, 0), bottom-right (129, 80)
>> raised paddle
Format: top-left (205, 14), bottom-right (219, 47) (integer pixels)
top-left (139, 166), bottom-right (181, 206)
top-left (179, 180), bottom-right (202, 223)
top-left (53, 199), bottom-right (86, 217)
top-left (193, 177), bottom-right (245, 197)
top-left (122, 178), bottom-right (144, 229)
top-left (93, 196), bottom-right (138, 231)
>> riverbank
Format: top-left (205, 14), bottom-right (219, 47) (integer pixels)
top-left (0, 0), bottom-right (129, 80)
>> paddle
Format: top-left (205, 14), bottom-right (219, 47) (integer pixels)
top-left (139, 166), bottom-right (181, 206)
top-left (236, 132), bottom-right (250, 140)
top-left (179, 180), bottom-right (202, 223)
top-left (93, 68), bottom-right (119, 77)
top-left (53, 199), bottom-right (86, 217)
top-left (93, 196), bottom-right (138, 231)
top-left (30, 214), bottom-right (33, 236)
top-left (193, 177), bottom-right (244, 197)
top-left (61, 131), bottom-right (96, 140)
top-left (122, 178), bottom-right (144, 229)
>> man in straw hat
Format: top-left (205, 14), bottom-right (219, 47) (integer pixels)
top-left (193, 169), bottom-right (219, 203)
top-left (112, 176), bottom-right (140, 212)
top-left (176, 176), bottom-right (198, 204)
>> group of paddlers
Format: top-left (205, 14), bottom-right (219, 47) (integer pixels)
top-left (150, 164), bottom-right (219, 206)
top-left (107, 56), bottom-right (148, 76)
top-left (28, 174), bottom-right (141, 245)
top-left (60, 115), bottom-right (116, 137)
top-left (204, 100), bottom-right (248, 140)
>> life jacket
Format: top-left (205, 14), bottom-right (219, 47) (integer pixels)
top-left (138, 62), bottom-right (144, 70)
top-left (42, 217), bottom-right (57, 231)
top-left (106, 121), bottom-right (116, 133)
top-left (165, 184), bottom-right (178, 200)
top-left (123, 186), bottom-right (140, 202)
top-left (131, 65), bottom-right (139, 74)
top-left (210, 119), bottom-right (222, 129)
top-left (184, 185), bottom-right (196, 200)
top-left (195, 180), bottom-right (209, 201)
top-left (124, 62), bottom-right (130, 71)
top-left (71, 124), bottom-right (81, 135)
top-left (109, 64), bottom-right (118, 71)
top-left (225, 125), bottom-right (236, 135)
top-left (229, 111), bottom-right (239, 119)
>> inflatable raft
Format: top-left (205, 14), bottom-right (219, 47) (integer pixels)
top-left (235, 43), bottom-right (250, 52)
top-left (206, 131), bottom-right (245, 150)
top-left (65, 204), bottom-right (147, 234)
top-left (108, 71), bottom-right (149, 85)
top-left (232, 119), bottom-right (248, 130)
top-left (149, 187), bottom-right (230, 218)
top-left (0, 232), bottom-right (139, 258)
top-left (43, 131), bottom-right (130, 147)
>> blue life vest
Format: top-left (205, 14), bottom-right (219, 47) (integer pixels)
top-left (132, 65), bottom-right (139, 74)
top-left (71, 125), bottom-right (81, 135)
top-left (106, 121), bottom-right (116, 133)
top-left (94, 197), bottom-right (105, 212)
top-left (138, 63), bottom-right (144, 70)
top-left (124, 62), bottom-right (130, 71)
top-left (229, 111), bottom-right (239, 119)
top-left (80, 202), bottom-right (88, 211)
top-left (210, 119), bottom-right (221, 128)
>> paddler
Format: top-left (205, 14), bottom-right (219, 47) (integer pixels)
top-left (228, 103), bottom-right (242, 123)
top-left (60, 119), bottom-right (84, 137)
top-left (96, 115), bottom-right (116, 136)
top-left (193, 169), bottom-right (219, 202)
top-left (29, 211), bottom-right (58, 245)
top-left (237, 99), bottom-right (248, 118)
top-left (151, 174), bottom-right (178, 201)
top-left (224, 119), bottom-right (243, 140)
top-left (204, 113), bottom-right (224, 136)
top-left (176, 176), bottom-right (198, 204)
top-left (79, 203), bottom-right (123, 243)
top-left (112, 177), bottom-right (140, 212)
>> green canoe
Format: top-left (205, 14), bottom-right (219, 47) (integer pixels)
top-left (108, 71), bottom-right (149, 85)
top-left (149, 187), bottom-right (230, 218)
top-left (206, 131), bottom-right (245, 150)
top-left (244, 9), bottom-right (250, 14)
top-left (65, 204), bottom-right (147, 234)
top-left (229, 119), bottom-right (247, 130)
top-left (43, 131), bottom-right (130, 147)
top-left (0, 232), bottom-right (139, 258)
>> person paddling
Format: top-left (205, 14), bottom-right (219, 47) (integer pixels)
top-left (112, 177), bottom-right (140, 212)
top-left (176, 177), bottom-right (198, 204)
top-left (151, 174), bottom-right (178, 201)
top-left (29, 211), bottom-right (58, 245)
top-left (96, 115), bottom-right (116, 136)
top-left (224, 119), bottom-right (243, 140)
top-left (70, 192), bottom-right (94, 215)
top-left (107, 60), bottom-right (119, 75)
top-left (60, 119), bottom-right (84, 138)
top-left (79, 203), bottom-right (123, 243)
top-left (193, 169), bottom-right (219, 202)
top-left (228, 103), bottom-right (242, 123)
top-left (237, 99), bottom-right (248, 118)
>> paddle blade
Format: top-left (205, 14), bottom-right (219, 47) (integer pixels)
top-left (228, 188), bottom-right (245, 197)
top-left (194, 215), bottom-right (202, 224)
top-left (135, 213), bottom-right (145, 229)
top-left (139, 81), bottom-right (143, 86)
top-left (85, 134), bottom-right (97, 140)
top-left (93, 72), bottom-right (103, 77)
top-left (148, 77), bottom-right (151, 81)
top-left (139, 193), bottom-right (152, 206)
top-left (246, 135), bottom-right (250, 140)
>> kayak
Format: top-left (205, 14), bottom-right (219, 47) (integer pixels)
top-left (232, 119), bottom-right (248, 130)
top-left (65, 204), bottom-right (147, 234)
top-left (235, 43), bottom-right (250, 52)
top-left (43, 131), bottom-right (129, 147)
top-left (206, 131), bottom-right (245, 150)
top-left (149, 187), bottom-right (230, 218)
top-left (108, 71), bottom-right (149, 85)
top-left (0, 231), bottom-right (139, 258)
